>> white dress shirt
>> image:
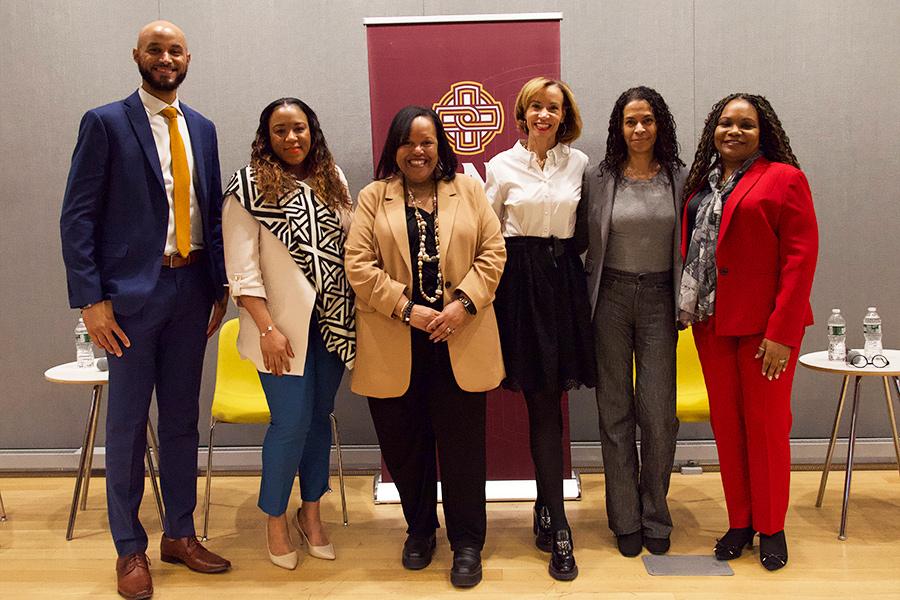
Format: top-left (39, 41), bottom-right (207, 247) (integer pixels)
top-left (484, 141), bottom-right (588, 239)
top-left (138, 87), bottom-right (204, 253)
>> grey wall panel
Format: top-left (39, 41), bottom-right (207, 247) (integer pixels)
top-left (1, 0), bottom-right (160, 450)
top-left (1, 1), bottom-right (898, 450)
top-left (694, 0), bottom-right (900, 438)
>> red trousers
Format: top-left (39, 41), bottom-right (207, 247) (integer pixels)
top-left (692, 317), bottom-right (798, 535)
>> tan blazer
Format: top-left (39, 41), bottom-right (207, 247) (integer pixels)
top-left (222, 194), bottom-right (317, 376)
top-left (345, 175), bottom-right (506, 397)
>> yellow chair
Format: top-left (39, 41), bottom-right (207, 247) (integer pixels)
top-left (201, 318), bottom-right (348, 540)
top-left (676, 327), bottom-right (710, 422)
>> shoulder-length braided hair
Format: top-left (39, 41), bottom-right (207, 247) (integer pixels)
top-left (250, 97), bottom-right (351, 210)
top-left (599, 86), bottom-right (684, 183)
top-left (682, 93), bottom-right (800, 204)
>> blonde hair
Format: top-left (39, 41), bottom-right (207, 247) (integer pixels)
top-left (514, 77), bottom-right (582, 144)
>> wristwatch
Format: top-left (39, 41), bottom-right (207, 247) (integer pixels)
top-left (455, 293), bottom-right (476, 315)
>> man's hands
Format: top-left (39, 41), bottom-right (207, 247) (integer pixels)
top-left (207, 296), bottom-right (228, 338)
top-left (81, 301), bottom-right (130, 357)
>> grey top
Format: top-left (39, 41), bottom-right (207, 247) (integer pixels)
top-left (576, 165), bottom-right (686, 319)
top-left (605, 172), bottom-right (675, 273)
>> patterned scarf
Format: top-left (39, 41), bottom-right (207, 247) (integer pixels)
top-left (225, 166), bottom-right (355, 368)
top-left (678, 153), bottom-right (760, 326)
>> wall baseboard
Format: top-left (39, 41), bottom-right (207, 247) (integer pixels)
top-left (1, 439), bottom-right (897, 473)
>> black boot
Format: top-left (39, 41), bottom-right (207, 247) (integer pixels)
top-left (714, 527), bottom-right (755, 561)
top-left (450, 547), bottom-right (482, 588)
top-left (759, 530), bottom-right (788, 571)
top-left (532, 505), bottom-right (552, 552)
top-left (548, 529), bottom-right (578, 581)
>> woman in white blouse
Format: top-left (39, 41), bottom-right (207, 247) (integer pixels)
top-left (222, 98), bottom-right (355, 570)
top-left (484, 77), bottom-right (594, 581)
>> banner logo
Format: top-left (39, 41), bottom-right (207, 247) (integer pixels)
top-left (433, 81), bottom-right (504, 156)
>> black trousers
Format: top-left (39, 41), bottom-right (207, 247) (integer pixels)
top-left (368, 329), bottom-right (487, 550)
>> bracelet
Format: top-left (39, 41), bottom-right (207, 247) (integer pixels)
top-left (401, 300), bottom-right (415, 325)
top-left (80, 303), bottom-right (95, 311)
top-left (260, 325), bottom-right (274, 337)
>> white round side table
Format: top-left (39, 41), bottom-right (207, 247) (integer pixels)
top-left (798, 349), bottom-right (900, 540)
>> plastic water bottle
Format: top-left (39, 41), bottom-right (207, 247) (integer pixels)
top-left (826, 309), bottom-right (846, 361)
top-left (863, 307), bottom-right (883, 359)
top-left (75, 317), bottom-right (95, 368)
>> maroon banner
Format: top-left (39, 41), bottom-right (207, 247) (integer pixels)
top-left (365, 15), bottom-right (572, 484)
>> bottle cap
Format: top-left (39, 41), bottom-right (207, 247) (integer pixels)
top-left (868, 306), bottom-right (877, 311)
top-left (832, 308), bottom-right (840, 313)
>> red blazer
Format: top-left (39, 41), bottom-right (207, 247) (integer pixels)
top-left (681, 158), bottom-right (818, 347)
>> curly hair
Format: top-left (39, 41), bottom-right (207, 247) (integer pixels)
top-left (514, 77), bottom-right (583, 144)
top-left (683, 93), bottom-right (800, 204)
top-left (599, 86), bottom-right (684, 182)
top-left (250, 97), bottom-right (351, 210)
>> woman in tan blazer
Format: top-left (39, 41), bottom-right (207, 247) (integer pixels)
top-left (345, 106), bottom-right (505, 588)
top-left (222, 98), bottom-right (355, 571)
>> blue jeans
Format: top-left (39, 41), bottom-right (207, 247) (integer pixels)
top-left (257, 315), bottom-right (345, 516)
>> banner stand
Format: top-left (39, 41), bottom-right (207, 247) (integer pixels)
top-left (373, 473), bottom-right (582, 504)
top-left (365, 12), bottom-right (578, 503)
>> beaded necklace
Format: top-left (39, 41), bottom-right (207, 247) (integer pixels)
top-left (406, 179), bottom-right (443, 303)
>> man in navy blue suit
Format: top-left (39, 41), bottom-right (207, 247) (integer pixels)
top-left (60, 21), bottom-right (230, 599)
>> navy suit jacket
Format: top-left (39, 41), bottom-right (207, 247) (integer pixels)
top-left (61, 90), bottom-right (227, 316)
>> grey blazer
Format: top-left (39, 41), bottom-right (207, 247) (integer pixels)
top-left (575, 164), bottom-right (687, 318)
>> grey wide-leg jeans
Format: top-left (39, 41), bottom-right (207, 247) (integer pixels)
top-left (594, 269), bottom-right (678, 539)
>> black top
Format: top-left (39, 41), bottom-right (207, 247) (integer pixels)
top-left (406, 205), bottom-right (442, 309)
top-left (686, 185), bottom-right (713, 238)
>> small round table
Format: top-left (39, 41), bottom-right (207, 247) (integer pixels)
top-left (44, 360), bottom-right (165, 540)
top-left (798, 349), bottom-right (900, 540)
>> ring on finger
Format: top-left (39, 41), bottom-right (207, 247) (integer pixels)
top-left (778, 358), bottom-right (787, 364)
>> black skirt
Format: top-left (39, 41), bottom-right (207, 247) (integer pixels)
top-left (494, 236), bottom-right (597, 394)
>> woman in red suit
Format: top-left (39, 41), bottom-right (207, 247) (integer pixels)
top-left (678, 93), bottom-right (818, 571)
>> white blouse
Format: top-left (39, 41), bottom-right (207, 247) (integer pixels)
top-left (484, 141), bottom-right (588, 239)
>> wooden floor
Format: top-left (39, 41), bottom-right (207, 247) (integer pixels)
top-left (1, 470), bottom-right (899, 599)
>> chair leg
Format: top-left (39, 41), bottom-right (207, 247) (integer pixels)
top-left (145, 423), bottom-right (166, 531)
top-left (817, 375), bottom-right (850, 507)
top-left (67, 384), bottom-right (102, 541)
top-left (330, 413), bottom-right (348, 526)
top-left (80, 386), bottom-right (103, 511)
top-left (0, 489), bottom-right (7, 521)
top-left (202, 417), bottom-right (218, 541)
top-left (883, 377), bottom-right (900, 479)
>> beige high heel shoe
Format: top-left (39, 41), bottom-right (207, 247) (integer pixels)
top-left (293, 508), bottom-right (335, 560)
top-left (266, 518), bottom-right (298, 570)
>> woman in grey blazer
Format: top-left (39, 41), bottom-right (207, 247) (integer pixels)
top-left (576, 86), bottom-right (685, 558)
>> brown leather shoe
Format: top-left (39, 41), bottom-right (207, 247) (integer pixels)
top-left (116, 552), bottom-right (153, 599)
top-left (159, 535), bottom-right (231, 573)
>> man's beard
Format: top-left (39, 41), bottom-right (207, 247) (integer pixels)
top-left (139, 65), bottom-right (187, 92)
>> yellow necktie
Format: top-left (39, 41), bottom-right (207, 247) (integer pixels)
top-left (160, 107), bottom-right (191, 257)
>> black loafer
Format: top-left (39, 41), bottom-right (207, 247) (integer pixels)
top-left (450, 547), bottom-right (482, 588)
top-left (615, 530), bottom-right (642, 557)
top-left (759, 530), bottom-right (788, 571)
top-left (533, 505), bottom-right (552, 552)
top-left (402, 533), bottom-right (436, 570)
top-left (714, 527), bottom-right (755, 561)
top-left (643, 535), bottom-right (671, 555)
top-left (549, 529), bottom-right (578, 581)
